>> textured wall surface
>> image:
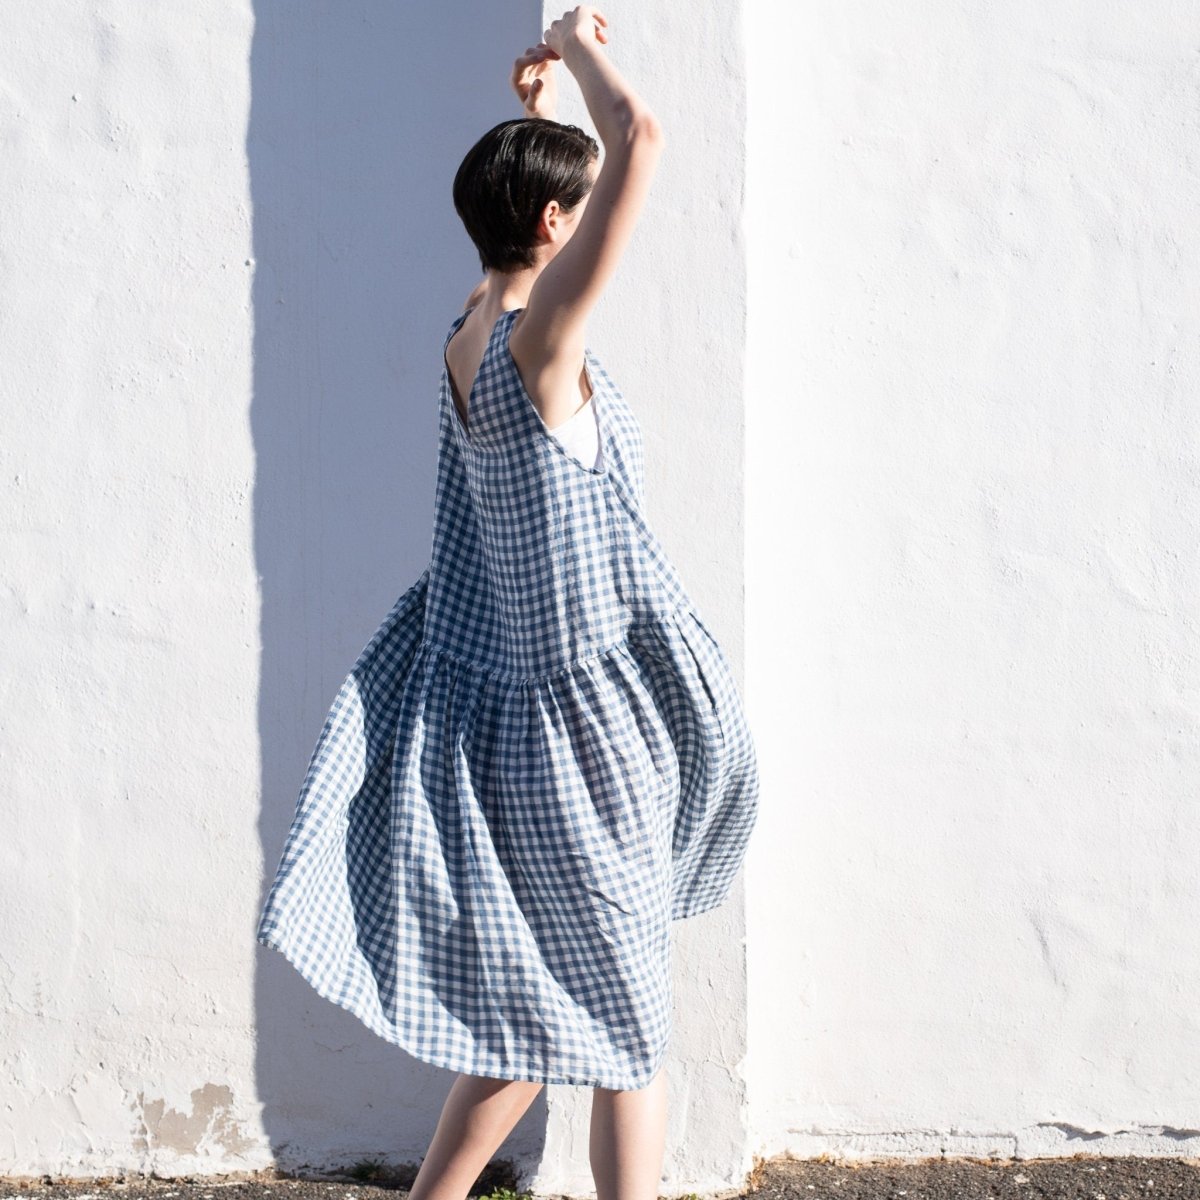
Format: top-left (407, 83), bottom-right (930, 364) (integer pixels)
top-left (0, 0), bottom-right (752, 1191)
top-left (1, 0), bottom-right (264, 1176)
top-left (745, 0), bottom-right (1199, 1163)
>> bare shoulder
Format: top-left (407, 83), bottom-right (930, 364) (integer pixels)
top-left (463, 278), bottom-right (488, 311)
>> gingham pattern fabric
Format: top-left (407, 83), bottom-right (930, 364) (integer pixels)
top-left (256, 306), bottom-right (759, 1089)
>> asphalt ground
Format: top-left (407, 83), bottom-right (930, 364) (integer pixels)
top-left (3, 1153), bottom-right (1199, 1200)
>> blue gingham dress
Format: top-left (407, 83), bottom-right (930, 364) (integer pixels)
top-left (256, 306), bottom-right (759, 1089)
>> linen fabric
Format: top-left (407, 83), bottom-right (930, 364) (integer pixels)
top-left (256, 306), bottom-right (759, 1089)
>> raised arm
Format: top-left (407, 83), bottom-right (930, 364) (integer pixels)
top-left (510, 8), bottom-right (664, 404)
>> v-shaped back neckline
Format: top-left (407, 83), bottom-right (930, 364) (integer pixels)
top-left (443, 306), bottom-right (600, 447)
top-left (442, 305), bottom-right (515, 435)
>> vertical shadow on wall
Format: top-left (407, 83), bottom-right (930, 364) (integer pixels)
top-left (249, 0), bottom-right (548, 1175)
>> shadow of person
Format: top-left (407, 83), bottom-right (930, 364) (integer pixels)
top-left (249, 0), bottom-right (549, 1178)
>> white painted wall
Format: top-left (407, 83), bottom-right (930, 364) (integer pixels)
top-left (745, 0), bottom-right (1200, 1163)
top-left (0, 0), bottom-right (751, 1192)
top-left (2, 0), bottom-right (262, 1174)
top-left (14, 0), bottom-right (1190, 1186)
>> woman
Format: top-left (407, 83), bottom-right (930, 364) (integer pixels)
top-left (257, 9), bottom-right (759, 1200)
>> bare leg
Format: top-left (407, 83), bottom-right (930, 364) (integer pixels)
top-left (408, 1073), bottom-right (545, 1200)
top-left (589, 1062), bottom-right (668, 1200)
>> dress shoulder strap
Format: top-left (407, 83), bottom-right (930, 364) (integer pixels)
top-left (443, 306), bottom-right (472, 352)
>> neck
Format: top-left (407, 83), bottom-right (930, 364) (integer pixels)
top-left (474, 265), bottom-right (542, 314)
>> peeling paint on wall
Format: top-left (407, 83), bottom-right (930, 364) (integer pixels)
top-left (132, 1085), bottom-right (256, 1159)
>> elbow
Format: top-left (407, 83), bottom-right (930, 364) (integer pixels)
top-left (609, 101), bottom-right (665, 147)
top-left (630, 112), bottom-right (665, 146)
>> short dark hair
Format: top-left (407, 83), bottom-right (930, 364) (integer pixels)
top-left (452, 117), bottom-right (599, 273)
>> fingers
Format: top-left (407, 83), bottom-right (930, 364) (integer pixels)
top-left (518, 43), bottom-right (559, 64)
top-left (513, 46), bottom-right (558, 77)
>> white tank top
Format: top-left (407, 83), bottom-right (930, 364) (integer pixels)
top-left (549, 397), bottom-right (601, 469)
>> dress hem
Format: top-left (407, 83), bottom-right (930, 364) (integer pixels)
top-left (255, 926), bottom-right (670, 1091)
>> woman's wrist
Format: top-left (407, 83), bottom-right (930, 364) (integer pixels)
top-left (557, 26), bottom-right (600, 70)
